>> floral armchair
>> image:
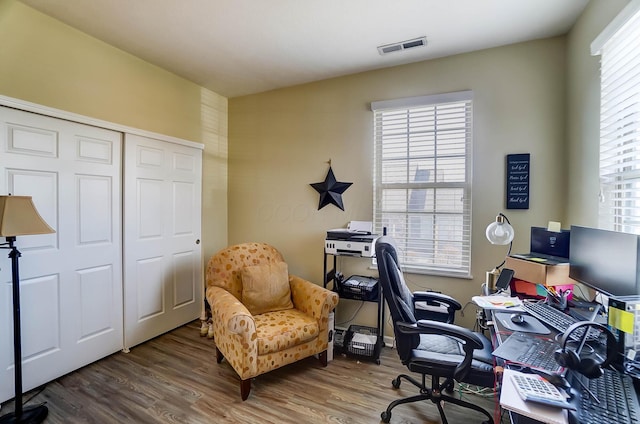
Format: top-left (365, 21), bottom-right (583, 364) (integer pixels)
top-left (205, 242), bottom-right (339, 400)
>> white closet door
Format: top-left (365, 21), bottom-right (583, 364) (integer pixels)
top-left (123, 133), bottom-right (202, 349)
top-left (0, 107), bottom-right (123, 402)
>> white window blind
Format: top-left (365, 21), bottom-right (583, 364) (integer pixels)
top-left (596, 5), bottom-right (640, 233)
top-left (371, 91), bottom-right (472, 277)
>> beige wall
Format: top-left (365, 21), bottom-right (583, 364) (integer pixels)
top-left (0, 0), bottom-right (229, 261)
top-left (566, 0), bottom-right (629, 226)
top-left (229, 38), bottom-right (568, 329)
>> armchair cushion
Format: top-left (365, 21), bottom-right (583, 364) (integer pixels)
top-left (254, 309), bottom-right (318, 355)
top-left (241, 262), bottom-right (293, 315)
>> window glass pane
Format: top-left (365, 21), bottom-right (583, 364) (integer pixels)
top-left (435, 188), bottom-right (464, 213)
top-left (381, 189), bottom-right (407, 211)
top-left (408, 189), bottom-right (434, 213)
top-left (436, 157), bottom-right (466, 182)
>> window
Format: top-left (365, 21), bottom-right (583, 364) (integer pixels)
top-left (371, 91), bottom-right (472, 277)
top-left (594, 2), bottom-right (640, 233)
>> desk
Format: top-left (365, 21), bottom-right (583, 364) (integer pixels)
top-left (487, 307), bottom-right (640, 424)
top-left (488, 309), bottom-right (563, 424)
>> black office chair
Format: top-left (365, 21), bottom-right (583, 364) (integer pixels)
top-left (375, 236), bottom-right (496, 424)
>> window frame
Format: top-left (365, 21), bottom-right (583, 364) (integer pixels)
top-left (371, 90), bottom-right (473, 277)
top-left (593, 2), bottom-right (640, 233)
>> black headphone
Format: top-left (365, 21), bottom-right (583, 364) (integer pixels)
top-left (554, 321), bottom-right (617, 379)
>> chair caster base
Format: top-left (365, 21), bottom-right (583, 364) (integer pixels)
top-left (443, 380), bottom-right (454, 393)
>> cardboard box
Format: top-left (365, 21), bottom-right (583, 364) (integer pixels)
top-left (505, 256), bottom-right (574, 286)
top-left (512, 278), bottom-right (574, 299)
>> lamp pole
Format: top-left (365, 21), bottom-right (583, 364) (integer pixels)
top-left (8, 237), bottom-right (24, 419)
top-left (0, 236), bottom-right (48, 424)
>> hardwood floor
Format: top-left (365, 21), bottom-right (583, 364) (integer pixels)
top-left (1, 321), bottom-right (506, 423)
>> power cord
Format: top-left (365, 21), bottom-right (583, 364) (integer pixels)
top-left (456, 382), bottom-right (496, 398)
top-left (461, 300), bottom-right (477, 318)
top-left (336, 300), bottom-right (366, 327)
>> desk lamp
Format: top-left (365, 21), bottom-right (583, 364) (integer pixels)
top-left (0, 195), bottom-right (55, 424)
top-left (485, 213), bottom-right (514, 291)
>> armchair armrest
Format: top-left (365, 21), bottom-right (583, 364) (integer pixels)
top-left (206, 286), bottom-right (259, 379)
top-left (289, 275), bottom-right (339, 322)
top-left (397, 320), bottom-right (487, 382)
top-left (206, 286), bottom-right (255, 334)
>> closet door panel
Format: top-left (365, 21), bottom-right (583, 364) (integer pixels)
top-left (7, 169), bottom-right (58, 251)
top-left (78, 175), bottom-right (113, 244)
top-left (0, 106), bottom-right (123, 403)
top-left (124, 133), bottom-right (202, 349)
top-left (136, 256), bottom-right (165, 319)
top-left (19, 274), bottom-right (60, 359)
top-left (77, 265), bottom-right (115, 340)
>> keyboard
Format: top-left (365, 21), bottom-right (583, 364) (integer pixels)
top-left (492, 332), bottom-right (563, 374)
top-left (570, 368), bottom-right (640, 424)
top-left (522, 301), bottom-right (600, 341)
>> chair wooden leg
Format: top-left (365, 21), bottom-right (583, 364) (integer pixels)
top-left (318, 350), bottom-right (328, 367)
top-left (240, 379), bottom-right (251, 401)
top-left (215, 346), bottom-right (224, 364)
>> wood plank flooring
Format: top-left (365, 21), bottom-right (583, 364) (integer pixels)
top-left (1, 321), bottom-right (506, 423)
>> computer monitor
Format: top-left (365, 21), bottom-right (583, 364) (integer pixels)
top-left (569, 225), bottom-right (640, 297)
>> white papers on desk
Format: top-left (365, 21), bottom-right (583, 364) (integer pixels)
top-left (500, 369), bottom-right (568, 424)
top-left (472, 295), bottom-right (523, 311)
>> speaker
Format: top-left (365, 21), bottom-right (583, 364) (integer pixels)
top-left (554, 321), bottom-right (617, 379)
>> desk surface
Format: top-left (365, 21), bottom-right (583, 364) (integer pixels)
top-left (487, 307), bottom-right (639, 424)
top-left (490, 309), bottom-right (562, 424)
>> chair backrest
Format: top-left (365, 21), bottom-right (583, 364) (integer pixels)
top-left (205, 242), bottom-right (285, 300)
top-left (375, 236), bottom-right (420, 358)
top-left (375, 236), bottom-right (416, 324)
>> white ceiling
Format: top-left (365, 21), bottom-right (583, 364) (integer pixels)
top-left (20, 0), bottom-right (590, 98)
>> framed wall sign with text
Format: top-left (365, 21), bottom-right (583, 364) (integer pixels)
top-left (506, 153), bottom-right (530, 209)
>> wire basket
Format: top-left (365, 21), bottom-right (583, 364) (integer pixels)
top-left (345, 325), bottom-right (380, 358)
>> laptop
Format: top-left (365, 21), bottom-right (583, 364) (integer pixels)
top-left (510, 227), bottom-right (570, 265)
top-left (492, 332), bottom-right (564, 374)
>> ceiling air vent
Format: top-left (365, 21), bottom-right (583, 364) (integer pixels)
top-left (377, 36), bottom-right (427, 55)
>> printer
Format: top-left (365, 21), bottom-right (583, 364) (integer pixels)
top-left (325, 221), bottom-right (379, 257)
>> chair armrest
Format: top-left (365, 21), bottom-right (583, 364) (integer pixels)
top-left (413, 291), bottom-right (462, 310)
top-left (206, 286), bottom-right (256, 336)
top-left (413, 291), bottom-right (461, 323)
top-left (398, 320), bottom-right (487, 382)
top-left (289, 275), bottom-right (339, 322)
top-left (206, 286), bottom-right (258, 379)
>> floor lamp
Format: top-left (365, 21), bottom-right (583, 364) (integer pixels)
top-left (0, 195), bottom-right (55, 424)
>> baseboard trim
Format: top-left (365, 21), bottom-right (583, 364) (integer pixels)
top-left (383, 335), bottom-right (395, 348)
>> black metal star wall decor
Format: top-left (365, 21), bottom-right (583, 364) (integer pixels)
top-left (310, 166), bottom-right (353, 211)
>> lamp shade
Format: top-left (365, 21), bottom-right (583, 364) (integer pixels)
top-left (485, 214), bottom-right (514, 245)
top-left (0, 195), bottom-right (55, 237)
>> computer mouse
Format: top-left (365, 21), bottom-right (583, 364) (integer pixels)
top-left (510, 313), bottom-right (525, 324)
